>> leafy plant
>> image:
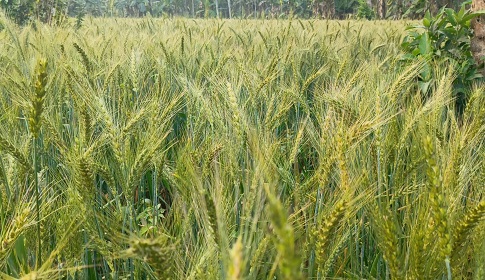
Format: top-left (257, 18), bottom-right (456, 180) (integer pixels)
top-left (401, 5), bottom-right (485, 111)
top-left (356, 0), bottom-right (375, 20)
top-left (137, 201), bottom-right (165, 237)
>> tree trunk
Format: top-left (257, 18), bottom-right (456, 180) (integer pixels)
top-left (191, 0), bottom-right (194, 17)
top-left (396, 0), bottom-right (403, 19)
top-left (254, 0), bottom-right (257, 19)
top-left (329, 0), bottom-right (335, 18)
top-left (378, 0), bottom-right (386, 19)
top-left (471, 0), bottom-right (485, 74)
top-left (228, 0), bottom-right (232, 18)
top-left (319, 0), bottom-right (335, 18)
top-left (204, 0), bottom-right (210, 17)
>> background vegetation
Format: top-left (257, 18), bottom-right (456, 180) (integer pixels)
top-left (0, 0), bottom-right (475, 24)
top-left (0, 12), bottom-right (484, 279)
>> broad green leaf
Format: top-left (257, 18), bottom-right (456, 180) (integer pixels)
top-left (445, 9), bottom-right (457, 25)
top-left (423, 17), bottom-right (431, 28)
top-left (460, 12), bottom-right (485, 25)
top-left (399, 53), bottom-right (416, 61)
top-left (418, 80), bottom-right (431, 93)
top-left (457, 4), bottom-right (465, 21)
top-left (425, 10), bottom-right (431, 22)
top-left (419, 33), bottom-right (431, 56)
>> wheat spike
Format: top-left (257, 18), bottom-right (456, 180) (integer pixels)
top-left (453, 200), bottom-right (485, 253)
top-left (29, 59), bottom-right (48, 138)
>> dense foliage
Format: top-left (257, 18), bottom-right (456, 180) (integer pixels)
top-left (401, 5), bottom-right (485, 111)
top-left (0, 0), bottom-right (472, 23)
top-left (0, 15), bottom-right (484, 279)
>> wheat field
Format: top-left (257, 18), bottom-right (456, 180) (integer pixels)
top-left (0, 15), bottom-right (484, 279)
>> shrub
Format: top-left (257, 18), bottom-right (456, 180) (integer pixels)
top-left (401, 5), bottom-right (484, 112)
top-left (357, 0), bottom-right (375, 20)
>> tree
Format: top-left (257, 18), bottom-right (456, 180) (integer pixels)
top-left (471, 0), bottom-right (485, 73)
top-left (1, 0), bottom-right (67, 24)
top-left (0, 0), bottom-right (36, 25)
top-left (335, 0), bottom-right (358, 18)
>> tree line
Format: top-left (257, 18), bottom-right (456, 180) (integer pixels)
top-left (0, 0), bottom-right (470, 25)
